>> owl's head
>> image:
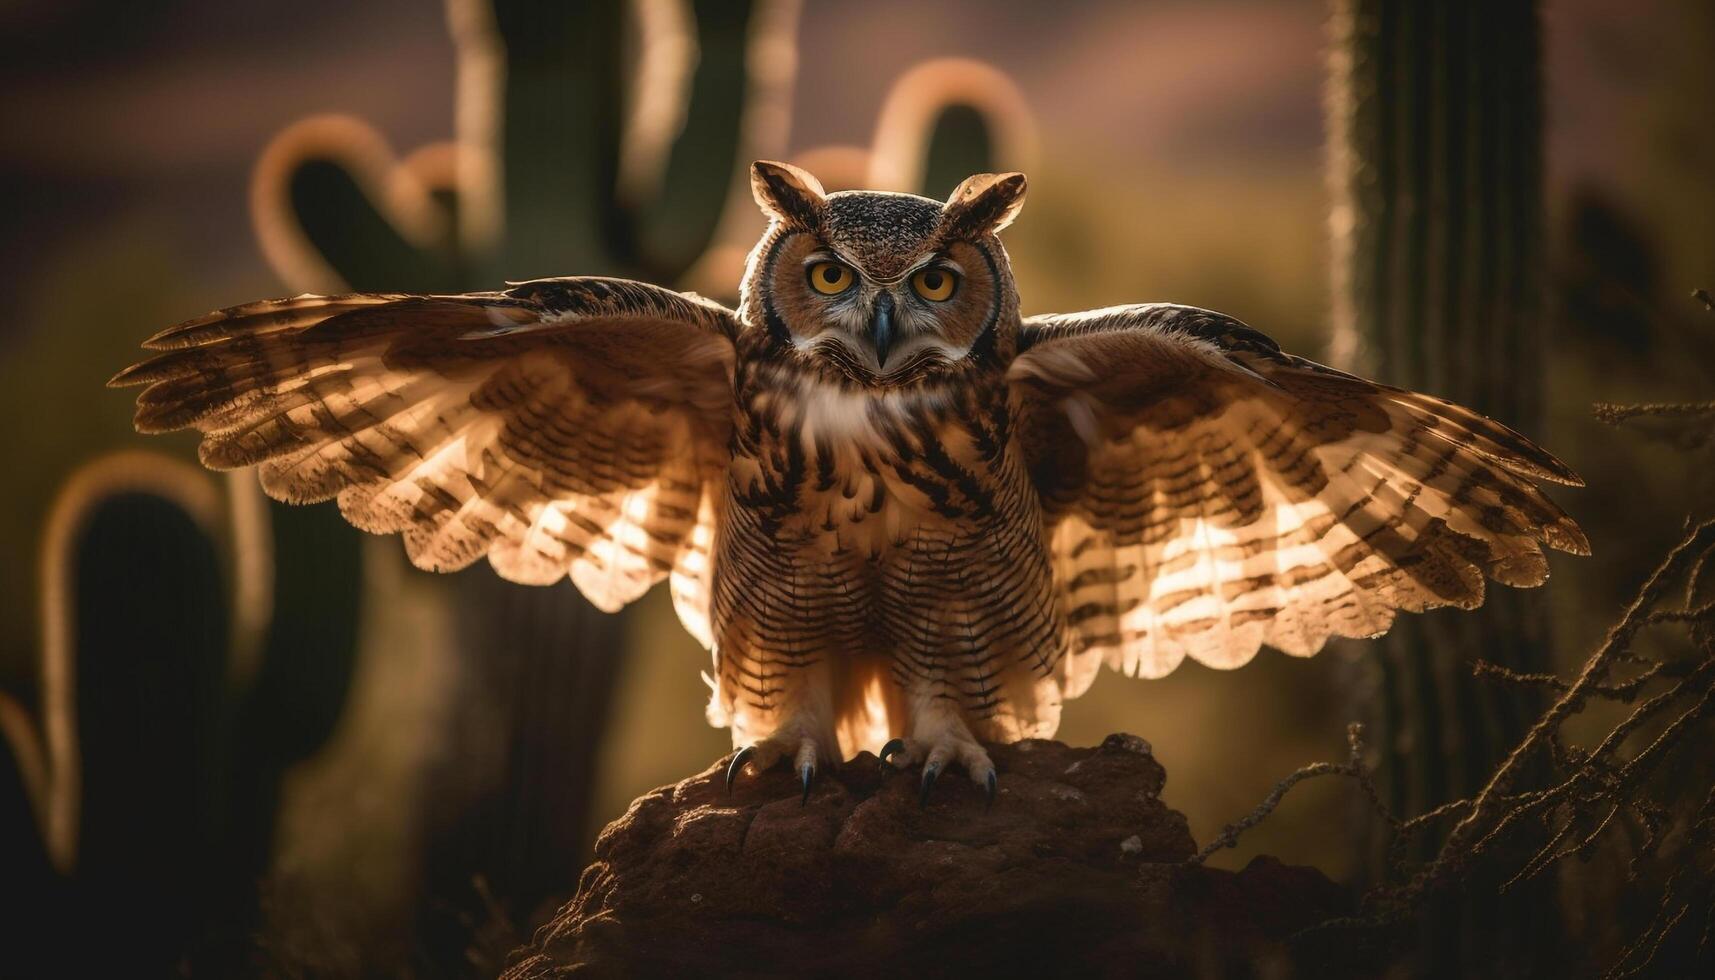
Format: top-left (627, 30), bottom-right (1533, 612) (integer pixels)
top-left (739, 160), bottom-right (1026, 385)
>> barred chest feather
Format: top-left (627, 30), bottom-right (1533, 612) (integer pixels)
top-left (713, 355), bottom-right (1070, 747)
top-left (726, 362), bottom-right (1029, 559)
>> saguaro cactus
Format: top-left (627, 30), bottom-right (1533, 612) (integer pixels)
top-left (0, 453), bottom-right (362, 976)
top-left (1327, 0), bottom-right (1558, 972)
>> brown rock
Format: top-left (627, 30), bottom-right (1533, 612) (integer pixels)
top-left (504, 735), bottom-right (1353, 979)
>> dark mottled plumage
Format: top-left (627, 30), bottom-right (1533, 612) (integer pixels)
top-left (111, 161), bottom-right (1585, 790)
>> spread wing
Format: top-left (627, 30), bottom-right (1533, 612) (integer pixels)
top-left (1009, 304), bottom-right (1587, 687)
top-left (111, 278), bottom-right (738, 643)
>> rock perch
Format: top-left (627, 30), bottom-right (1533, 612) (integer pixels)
top-left (504, 735), bottom-right (1352, 978)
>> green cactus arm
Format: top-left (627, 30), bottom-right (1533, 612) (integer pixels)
top-left (866, 58), bottom-right (1037, 198)
top-left (626, 0), bottom-right (765, 281)
top-left (485, 0), bottom-right (627, 279)
top-left (916, 104), bottom-right (997, 201)
top-left (287, 158), bottom-right (466, 294)
top-left (252, 114), bottom-right (467, 295)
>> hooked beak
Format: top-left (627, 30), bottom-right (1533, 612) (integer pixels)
top-left (869, 292), bottom-right (895, 369)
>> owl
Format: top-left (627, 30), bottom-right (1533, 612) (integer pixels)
top-left (112, 161), bottom-right (1585, 804)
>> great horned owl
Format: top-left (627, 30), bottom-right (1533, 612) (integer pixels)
top-left (112, 161), bottom-right (1585, 803)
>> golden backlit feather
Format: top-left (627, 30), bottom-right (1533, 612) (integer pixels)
top-left (1010, 303), bottom-right (1585, 688)
top-left (111, 278), bottom-right (739, 632)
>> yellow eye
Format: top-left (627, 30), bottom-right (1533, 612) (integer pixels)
top-left (808, 261), bottom-right (854, 295)
top-left (911, 267), bottom-right (957, 302)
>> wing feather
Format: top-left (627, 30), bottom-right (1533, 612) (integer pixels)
top-left (1010, 304), bottom-right (1585, 689)
top-left (112, 278), bottom-right (739, 637)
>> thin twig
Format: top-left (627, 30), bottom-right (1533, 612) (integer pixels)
top-left (1189, 724), bottom-right (1391, 864)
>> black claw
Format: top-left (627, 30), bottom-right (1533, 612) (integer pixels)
top-left (800, 762), bottom-right (815, 806)
top-left (725, 746), bottom-right (754, 795)
top-left (879, 737), bottom-right (906, 771)
top-left (985, 770), bottom-right (998, 809)
top-left (919, 761), bottom-right (942, 808)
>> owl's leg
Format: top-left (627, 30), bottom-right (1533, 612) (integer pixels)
top-left (723, 657), bottom-right (840, 803)
top-left (879, 689), bottom-right (998, 807)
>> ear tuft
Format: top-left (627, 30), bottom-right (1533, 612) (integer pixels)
top-left (751, 160), bottom-right (827, 229)
top-left (941, 172), bottom-right (1028, 240)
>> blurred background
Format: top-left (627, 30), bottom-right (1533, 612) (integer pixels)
top-left (0, 0), bottom-right (1711, 975)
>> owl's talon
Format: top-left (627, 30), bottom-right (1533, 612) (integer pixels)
top-left (919, 761), bottom-right (942, 807)
top-left (726, 732), bottom-right (829, 802)
top-left (725, 746), bottom-right (754, 794)
top-left (879, 737), bottom-right (906, 771)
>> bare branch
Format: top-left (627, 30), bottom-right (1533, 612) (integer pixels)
top-left (1207, 516), bottom-right (1715, 971)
